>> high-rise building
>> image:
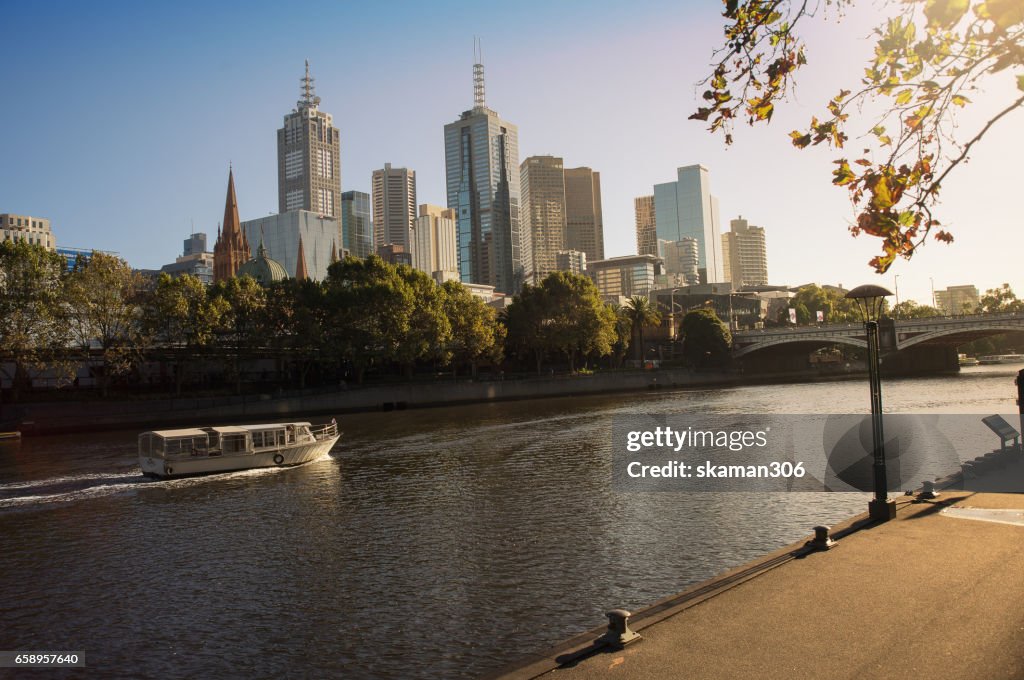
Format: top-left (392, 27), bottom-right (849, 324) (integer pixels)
top-left (376, 243), bottom-right (413, 267)
top-left (556, 249), bottom-right (587, 275)
top-left (659, 238), bottom-right (700, 286)
top-left (520, 155), bottom-right (566, 282)
top-left (722, 216), bottom-right (768, 287)
top-left (240, 211), bottom-right (341, 282)
top-left (586, 254), bottom-right (663, 300)
top-left (372, 164), bottom-right (417, 251)
top-left (412, 204), bottom-right (458, 278)
top-left (162, 232), bottom-right (214, 285)
top-left (653, 165), bottom-right (724, 284)
top-left (564, 167), bottom-right (604, 263)
top-left (183, 233), bottom-right (207, 257)
top-left (341, 191), bottom-right (372, 258)
top-left (1, 213), bottom-right (55, 250)
top-left (277, 61), bottom-right (341, 218)
top-left (634, 195), bottom-right (657, 257)
top-left (935, 285), bottom-right (980, 314)
top-left (443, 48), bottom-right (529, 294)
top-left (213, 168), bottom-right (251, 283)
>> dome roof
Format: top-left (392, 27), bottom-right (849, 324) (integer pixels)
top-left (237, 238), bottom-right (287, 285)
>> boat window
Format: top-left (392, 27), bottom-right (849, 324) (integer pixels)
top-left (252, 431), bottom-right (265, 448)
top-left (221, 434), bottom-right (248, 454)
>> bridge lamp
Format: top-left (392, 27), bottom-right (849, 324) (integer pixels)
top-left (845, 284), bottom-right (897, 522)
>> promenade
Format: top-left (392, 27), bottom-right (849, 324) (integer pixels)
top-left (493, 461), bottom-right (1024, 679)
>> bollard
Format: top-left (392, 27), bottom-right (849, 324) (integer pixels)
top-left (597, 609), bottom-right (641, 648)
top-left (918, 480), bottom-right (939, 500)
top-left (805, 525), bottom-right (836, 551)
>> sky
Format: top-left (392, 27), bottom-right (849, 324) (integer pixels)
top-left (1, 0), bottom-right (1022, 306)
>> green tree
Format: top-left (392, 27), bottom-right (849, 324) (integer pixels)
top-left (541, 272), bottom-right (617, 373)
top-left (891, 300), bottom-right (943, 318)
top-left (694, 0), bottom-right (1024, 272)
top-left (979, 283), bottom-right (1024, 312)
top-left (395, 265), bottom-right (451, 376)
top-left (441, 280), bottom-right (505, 377)
top-left (209, 275), bottom-right (268, 393)
top-left (681, 308), bottom-right (733, 368)
top-left (504, 282), bottom-right (550, 374)
top-left (609, 303), bottom-right (634, 368)
top-left (264, 278), bottom-right (327, 388)
top-left (623, 295), bottom-right (663, 361)
top-left (64, 252), bottom-right (147, 396)
top-left (787, 284), bottom-right (861, 324)
top-left (0, 241), bottom-right (69, 401)
top-left (143, 273), bottom-right (229, 394)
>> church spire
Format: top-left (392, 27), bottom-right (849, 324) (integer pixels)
top-left (295, 234), bottom-right (309, 281)
top-left (213, 167), bottom-right (250, 283)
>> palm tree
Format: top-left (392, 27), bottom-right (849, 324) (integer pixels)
top-left (623, 295), bottom-right (662, 362)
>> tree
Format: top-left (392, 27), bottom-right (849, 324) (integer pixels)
top-left (978, 283), bottom-right (1024, 313)
top-left (623, 295), bottom-right (663, 361)
top-left (64, 252), bottom-right (147, 396)
top-left (209, 275), bottom-right (268, 393)
top-left (504, 282), bottom-right (550, 374)
top-left (142, 273), bottom-right (229, 394)
top-left (694, 0), bottom-right (1024, 272)
top-left (681, 308), bottom-right (733, 368)
top-left (890, 300), bottom-right (943, 318)
top-left (395, 265), bottom-right (451, 376)
top-left (788, 284), bottom-right (861, 324)
top-left (441, 280), bottom-right (505, 377)
top-left (0, 241), bottom-right (69, 401)
top-left (264, 278), bottom-right (327, 388)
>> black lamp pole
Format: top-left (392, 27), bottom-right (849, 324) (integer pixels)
top-left (845, 285), bottom-right (897, 522)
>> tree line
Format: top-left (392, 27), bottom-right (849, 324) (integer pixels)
top-left (0, 242), bottom-right (733, 402)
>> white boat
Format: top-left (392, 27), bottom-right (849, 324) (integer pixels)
top-left (978, 354), bottom-right (1024, 365)
top-left (958, 353), bottom-right (980, 367)
top-left (139, 421), bottom-right (340, 479)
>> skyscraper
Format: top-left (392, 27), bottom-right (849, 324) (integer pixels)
top-left (341, 190), bottom-right (372, 258)
top-left (443, 46), bottom-right (529, 294)
top-left (372, 163), bottom-right (417, 251)
top-left (564, 167), bottom-right (604, 263)
top-left (411, 204), bottom-right (458, 278)
top-left (660, 238), bottom-right (700, 286)
top-left (634, 195), bottom-right (657, 257)
top-left (213, 168), bottom-right (250, 283)
top-left (520, 155), bottom-right (565, 282)
top-left (277, 61), bottom-right (341, 218)
top-left (653, 165), bottom-right (724, 284)
top-left (722, 216), bottom-right (768, 287)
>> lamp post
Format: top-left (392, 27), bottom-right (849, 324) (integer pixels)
top-left (845, 284), bottom-right (897, 522)
top-left (669, 288), bottom-right (682, 341)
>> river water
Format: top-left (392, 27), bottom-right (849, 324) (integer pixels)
top-left (0, 366), bottom-right (1018, 678)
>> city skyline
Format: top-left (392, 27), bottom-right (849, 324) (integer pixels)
top-left (2, 1), bottom-right (1022, 305)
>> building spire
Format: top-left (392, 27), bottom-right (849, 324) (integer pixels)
top-left (295, 234), bottom-right (309, 281)
top-left (298, 59), bottom-right (321, 110)
top-left (473, 37), bottom-right (486, 109)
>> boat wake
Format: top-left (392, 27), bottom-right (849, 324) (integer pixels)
top-left (0, 453), bottom-right (335, 511)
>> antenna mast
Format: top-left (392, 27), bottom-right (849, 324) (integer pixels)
top-left (473, 37), bottom-right (486, 109)
top-left (298, 59), bottom-right (321, 110)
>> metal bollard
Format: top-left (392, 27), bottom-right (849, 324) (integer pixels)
top-left (597, 609), bottom-right (641, 648)
top-left (805, 525), bottom-right (836, 551)
top-left (918, 480), bottom-right (939, 500)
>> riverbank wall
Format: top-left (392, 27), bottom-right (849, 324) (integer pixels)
top-left (4, 366), bottom-right (880, 435)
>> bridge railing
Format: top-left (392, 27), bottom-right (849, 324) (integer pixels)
top-left (735, 311), bottom-right (1024, 340)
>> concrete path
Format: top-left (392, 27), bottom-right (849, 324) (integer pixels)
top-left (495, 490), bottom-right (1024, 680)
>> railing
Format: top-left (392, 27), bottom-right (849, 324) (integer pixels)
top-left (310, 422), bottom-right (339, 441)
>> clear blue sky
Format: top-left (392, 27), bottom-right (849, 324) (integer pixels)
top-left (2, 0), bottom-right (1021, 305)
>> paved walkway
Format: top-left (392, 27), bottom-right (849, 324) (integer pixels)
top-left (494, 487), bottom-right (1024, 680)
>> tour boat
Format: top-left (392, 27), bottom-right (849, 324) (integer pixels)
top-left (138, 420), bottom-right (340, 479)
top-left (958, 353), bottom-right (980, 367)
top-left (978, 354), bottom-right (1024, 365)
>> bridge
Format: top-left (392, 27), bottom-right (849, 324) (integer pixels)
top-left (732, 312), bottom-right (1024, 358)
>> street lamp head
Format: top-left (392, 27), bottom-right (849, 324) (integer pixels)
top-left (845, 284), bottom-right (893, 322)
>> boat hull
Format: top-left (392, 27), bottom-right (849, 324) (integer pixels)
top-left (139, 435), bottom-right (339, 479)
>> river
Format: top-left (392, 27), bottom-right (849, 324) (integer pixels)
top-left (0, 366), bottom-right (1018, 678)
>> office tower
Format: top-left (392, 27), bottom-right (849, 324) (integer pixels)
top-left (935, 285), bottom-right (980, 314)
top-left (443, 47), bottom-right (529, 294)
top-left (213, 168), bottom-right (251, 283)
top-left (520, 155), bottom-right (566, 282)
top-left (564, 167), bottom-right (604, 262)
top-left (722, 216), bottom-right (768, 287)
top-left (341, 191), bottom-right (373, 258)
top-left (183, 233), bottom-right (207, 257)
top-left (653, 165), bottom-right (724, 284)
top-left (659, 238), bottom-right (700, 285)
top-left (277, 61), bottom-right (341, 218)
top-left (376, 243), bottom-right (413, 267)
top-left (240, 211), bottom-right (341, 282)
top-left (586, 254), bottom-right (663, 299)
top-left (412, 204), bottom-right (458, 278)
top-left (0, 213), bottom-right (56, 250)
top-left (163, 232), bottom-right (215, 285)
top-left (634, 195), bottom-right (657, 257)
top-left (556, 249), bottom-right (587, 275)
top-left (372, 164), bottom-right (417, 251)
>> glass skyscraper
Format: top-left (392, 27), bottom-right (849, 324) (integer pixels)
top-left (653, 165), bottom-right (724, 284)
top-left (443, 59), bottom-right (530, 294)
top-left (341, 190), bottom-right (372, 258)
